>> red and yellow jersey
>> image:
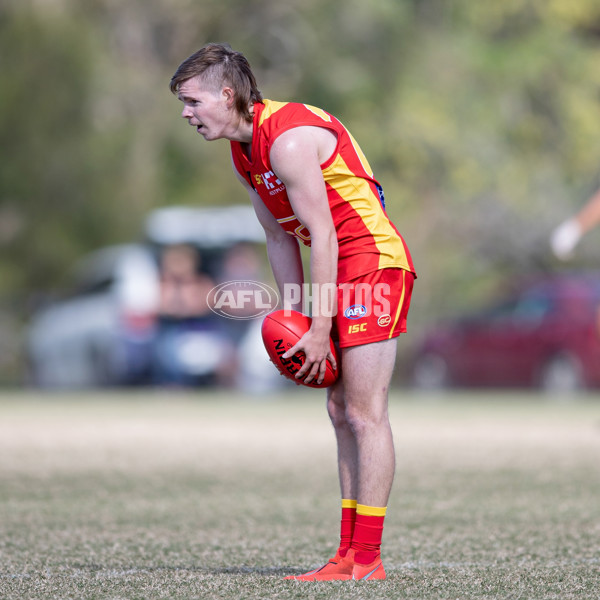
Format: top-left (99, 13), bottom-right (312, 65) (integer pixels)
top-left (231, 100), bottom-right (415, 283)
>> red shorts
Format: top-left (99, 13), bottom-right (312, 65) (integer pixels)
top-left (332, 268), bottom-right (415, 348)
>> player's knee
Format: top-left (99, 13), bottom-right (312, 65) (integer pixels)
top-left (344, 403), bottom-right (389, 436)
top-left (327, 389), bottom-right (348, 429)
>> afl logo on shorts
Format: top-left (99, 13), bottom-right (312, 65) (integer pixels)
top-left (377, 314), bottom-right (392, 327)
top-left (344, 304), bottom-right (367, 320)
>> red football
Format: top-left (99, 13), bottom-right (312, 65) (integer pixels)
top-left (261, 309), bottom-right (340, 388)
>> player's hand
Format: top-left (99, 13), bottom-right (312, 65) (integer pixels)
top-left (550, 218), bottom-right (582, 260)
top-left (282, 328), bottom-right (337, 385)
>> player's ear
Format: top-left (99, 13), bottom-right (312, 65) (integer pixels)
top-left (222, 87), bottom-right (235, 109)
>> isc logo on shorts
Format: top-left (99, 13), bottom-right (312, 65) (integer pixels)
top-left (348, 323), bottom-right (367, 334)
top-left (344, 304), bottom-right (367, 319)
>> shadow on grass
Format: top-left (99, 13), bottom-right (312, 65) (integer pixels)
top-left (71, 563), bottom-right (297, 577)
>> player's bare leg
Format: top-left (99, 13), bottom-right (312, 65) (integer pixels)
top-left (340, 338), bottom-right (397, 507)
top-left (327, 376), bottom-right (357, 501)
top-left (287, 338), bottom-right (397, 581)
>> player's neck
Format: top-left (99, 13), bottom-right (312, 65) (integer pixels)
top-left (228, 119), bottom-right (253, 145)
top-left (233, 121), bottom-right (254, 160)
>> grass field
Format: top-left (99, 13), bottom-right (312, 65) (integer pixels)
top-left (0, 389), bottom-right (599, 599)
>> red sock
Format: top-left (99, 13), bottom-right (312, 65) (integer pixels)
top-left (351, 504), bottom-right (386, 565)
top-left (338, 499), bottom-right (357, 557)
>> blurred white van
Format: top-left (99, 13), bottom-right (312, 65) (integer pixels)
top-left (27, 205), bottom-right (283, 391)
top-left (27, 244), bottom-right (160, 387)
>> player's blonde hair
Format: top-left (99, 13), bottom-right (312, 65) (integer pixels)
top-left (170, 43), bottom-right (263, 123)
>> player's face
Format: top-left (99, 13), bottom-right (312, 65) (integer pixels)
top-left (177, 77), bottom-right (234, 141)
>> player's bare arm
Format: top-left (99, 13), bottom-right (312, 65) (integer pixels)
top-left (576, 187), bottom-right (600, 234)
top-left (269, 126), bottom-right (339, 384)
top-left (232, 164), bottom-right (305, 312)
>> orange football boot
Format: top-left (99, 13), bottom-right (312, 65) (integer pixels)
top-left (285, 549), bottom-right (386, 581)
top-left (284, 549), bottom-right (352, 581)
top-left (349, 554), bottom-right (386, 580)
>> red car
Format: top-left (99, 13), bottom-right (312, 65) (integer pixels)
top-left (411, 273), bottom-right (600, 391)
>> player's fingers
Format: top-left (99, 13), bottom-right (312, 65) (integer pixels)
top-left (295, 354), bottom-right (314, 380)
top-left (280, 342), bottom-right (310, 380)
top-left (303, 359), bottom-right (323, 384)
top-left (282, 341), bottom-right (301, 360)
top-left (316, 358), bottom-right (327, 385)
top-left (327, 349), bottom-right (337, 372)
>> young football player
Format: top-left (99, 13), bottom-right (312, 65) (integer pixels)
top-left (170, 43), bottom-right (416, 581)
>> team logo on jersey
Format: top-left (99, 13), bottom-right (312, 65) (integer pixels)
top-left (253, 170), bottom-right (285, 194)
top-left (252, 170), bottom-right (285, 195)
top-left (344, 304), bottom-right (367, 320)
top-left (262, 171), bottom-right (282, 190)
top-left (377, 314), bottom-right (392, 327)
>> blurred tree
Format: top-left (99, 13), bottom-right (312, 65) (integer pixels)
top-left (0, 6), bottom-right (97, 294)
top-left (1, 0), bottom-right (600, 335)
top-left (382, 0), bottom-right (600, 320)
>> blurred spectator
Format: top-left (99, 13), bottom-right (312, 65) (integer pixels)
top-left (218, 241), bottom-right (264, 283)
top-left (215, 242), bottom-right (283, 393)
top-left (158, 244), bottom-right (214, 317)
top-left (551, 185), bottom-right (600, 260)
top-left (215, 242), bottom-right (267, 338)
top-left (153, 244), bottom-right (234, 387)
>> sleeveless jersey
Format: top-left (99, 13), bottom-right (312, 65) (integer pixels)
top-left (230, 100), bottom-right (415, 284)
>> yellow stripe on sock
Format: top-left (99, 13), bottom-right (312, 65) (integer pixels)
top-left (341, 499), bottom-right (357, 509)
top-left (356, 504), bottom-right (387, 517)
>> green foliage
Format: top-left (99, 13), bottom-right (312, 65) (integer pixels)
top-left (0, 10), bottom-right (88, 290)
top-left (1, 0), bottom-right (600, 321)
